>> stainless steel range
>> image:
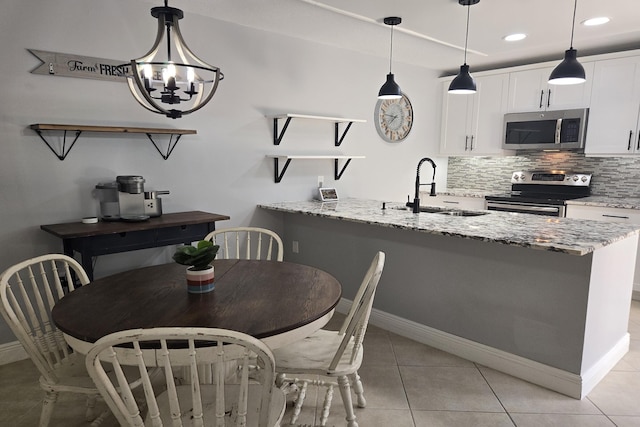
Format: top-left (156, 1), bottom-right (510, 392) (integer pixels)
top-left (485, 171), bottom-right (592, 217)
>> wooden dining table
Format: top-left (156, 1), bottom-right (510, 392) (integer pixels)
top-left (52, 259), bottom-right (342, 353)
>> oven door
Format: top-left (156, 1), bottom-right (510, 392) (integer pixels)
top-left (485, 200), bottom-right (565, 217)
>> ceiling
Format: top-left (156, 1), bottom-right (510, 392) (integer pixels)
top-left (147, 0), bottom-right (640, 76)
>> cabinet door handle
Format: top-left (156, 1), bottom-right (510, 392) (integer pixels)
top-left (547, 89), bottom-right (551, 108)
top-left (465, 135), bottom-right (469, 150)
top-left (629, 130), bottom-right (633, 150)
top-left (539, 90), bottom-right (544, 109)
top-left (602, 214), bottom-right (630, 220)
top-left (470, 135), bottom-right (474, 150)
top-left (443, 201), bottom-right (460, 205)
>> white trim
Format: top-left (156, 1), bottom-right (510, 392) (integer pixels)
top-left (0, 340), bottom-right (28, 365)
top-left (337, 298), bottom-right (629, 399)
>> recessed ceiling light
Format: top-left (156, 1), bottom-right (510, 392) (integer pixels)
top-left (503, 33), bottom-right (527, 42)
top-left (582, 17), bottom-right (610, 26)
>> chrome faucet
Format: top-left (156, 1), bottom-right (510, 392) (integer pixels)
top-left (410, 157), bottom-right (437, 213)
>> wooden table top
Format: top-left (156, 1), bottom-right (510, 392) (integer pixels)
top-left (52, 259), bottom-right (342, 346)
top-left (41, 211), bottom-right (230, 239)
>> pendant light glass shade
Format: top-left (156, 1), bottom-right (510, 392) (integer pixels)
top-left (378, 73), bottom-right (402, 99)
top-left (449, 0), bottom-right (478, 94)
top-left (548, 0), bottom-right (585, 85)
top-left (378, 17), bottom-right (402, 99)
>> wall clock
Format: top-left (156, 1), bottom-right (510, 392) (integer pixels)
top-left (374, 93), bottom-right (413, 142)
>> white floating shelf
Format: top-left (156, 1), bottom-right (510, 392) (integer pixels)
top-left (268, 113), bottom-right (366, 146)
top-left (268, 113), bottom-right (367, 123)
top-left (265, 154), bottom-right (366, 183)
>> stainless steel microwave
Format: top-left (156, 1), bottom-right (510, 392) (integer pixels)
top-left (502, 108), bottom-right (589, 151)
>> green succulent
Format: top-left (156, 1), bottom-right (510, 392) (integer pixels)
top-left (173, 240), bottom-right (220, 271)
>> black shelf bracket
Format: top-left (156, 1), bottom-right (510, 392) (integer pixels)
top-left (334, 158), bottom-right (353, 180)
top-left (274, 157), bottom-right (293, 183)
top-left (34, 129), bottom-right (82, 161)
top-left (145, 133), bottom-right (183, 160)
top-left (273, 117), bottom-right (293, 145)
top-left (335, 121), bottom-right (354, 147)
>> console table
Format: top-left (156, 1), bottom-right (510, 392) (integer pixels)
top-left (41, 211), bottom-right (230, 280)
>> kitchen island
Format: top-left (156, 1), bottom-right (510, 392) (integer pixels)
top-left (259, 198), bottom-right (640, 398)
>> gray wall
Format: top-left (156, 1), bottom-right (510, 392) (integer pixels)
top-left (0, 1), bottom-right (447, 345)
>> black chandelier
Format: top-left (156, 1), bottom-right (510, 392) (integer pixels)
top-left (124, 0), bottom-right (224, 119)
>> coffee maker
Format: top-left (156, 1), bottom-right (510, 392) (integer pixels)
top-left (95, 175), bottom-right (169, 221)
top-left (116, 175), bottom-right (147, 221)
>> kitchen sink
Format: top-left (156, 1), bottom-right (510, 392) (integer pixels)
top-left (393, 205), bottom-right (488, 216)
top-left (394, 205), bottom-right (450, 213)
top-left (436, 210), bottom-right (488, 217)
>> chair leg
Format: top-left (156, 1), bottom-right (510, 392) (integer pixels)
top-left (350, 371), bottom-right (366, 408)
top-left (39, 391), bottom-right (58, 427)
top-left (318, 383), bottom-right (334, 427)
top-left (290, 380), bottom-right (308, 425)
top-left (337, 375), bottom-right (358, 427)
top-left (85, 394), bottom-right (97, 421)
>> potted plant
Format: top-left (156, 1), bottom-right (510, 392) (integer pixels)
top-left (173, 240), bottom-right (220, 294)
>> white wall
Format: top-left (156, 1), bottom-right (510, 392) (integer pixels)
top-left (0, 0), bottom-right (445, 345)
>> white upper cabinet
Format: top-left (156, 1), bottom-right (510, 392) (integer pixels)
top-left (506, 64), bottom-right (594, 112)
top-left (440, 74), bottom-right (509, 156)
top-left (584, 56), bottom-right (640, 155)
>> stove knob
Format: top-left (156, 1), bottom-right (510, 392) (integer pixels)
top-left (581, 175), bottom-right (588, 182)
top-left (572, 175), bottom-right (579, 181)
top-left (512, 173), bottom-right (519, 181)
top-left (520, 174), bottom-right (526, 181)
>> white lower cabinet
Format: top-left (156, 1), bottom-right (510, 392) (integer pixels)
top-left (566, 204), bottom-right (640, 295)
top-left (421, 195), bottom-right (486, 211)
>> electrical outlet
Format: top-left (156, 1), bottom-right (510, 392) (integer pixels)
top-left (292, 241), bottom-right (299, 253)
top-left (318, 176), bottom-right (324, 187)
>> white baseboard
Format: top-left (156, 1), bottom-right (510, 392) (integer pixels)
top-left (0, 340), bottom-right (28, 365)
top-left (337, 298), bottom-right (628, 399)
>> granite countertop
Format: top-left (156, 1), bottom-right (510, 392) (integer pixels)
top-left (566, 196), bottom-right (640, 210)
top-left (434, 188), bottom-right (495, 198)
top-left (259, 198), bottom-right (640, 256)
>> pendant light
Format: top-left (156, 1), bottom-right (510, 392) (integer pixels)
top-left (124, 0), bottom-right (224, 119)
top-left (548, 0), bottom-right (585, 85)
top-left (449, 0), bottom-right (479, 94)
top-left (378, 17), bottom-right (402, 99)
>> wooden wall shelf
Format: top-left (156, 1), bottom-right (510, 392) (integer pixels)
top-left (29, 124), bottom-right (197, 160)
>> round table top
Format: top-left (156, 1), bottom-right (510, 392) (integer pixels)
top-left (52, 259), bottom-right (342, 346)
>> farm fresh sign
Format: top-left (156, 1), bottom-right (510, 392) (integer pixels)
top-left (28, 49), bottom-right (131, 82)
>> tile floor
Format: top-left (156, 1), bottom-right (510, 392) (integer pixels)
top-left (1, 300), bottom-right (639, 426)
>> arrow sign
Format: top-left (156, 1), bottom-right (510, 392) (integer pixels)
top-left (28, 49), bottom-right (132, 82)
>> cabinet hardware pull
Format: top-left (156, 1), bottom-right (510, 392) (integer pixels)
top-left (629, 130), bottom-right (633, 150)
top-left (547, 89), bottom-right (551, 108)
top-left (465, 135), bottom-right (469, 150)
top-left (602, 214), bottom-right (629, 219)
top-left (443, 201), bottom-right (460, 204)
top-left (539, 90), bottom-right (544, 109)
top-left (470, 135), bottom-right (474, 150)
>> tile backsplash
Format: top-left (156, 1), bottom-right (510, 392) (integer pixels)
top-left (447, 152), bottom-right (640, 198)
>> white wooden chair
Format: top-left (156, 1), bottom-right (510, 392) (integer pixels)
top-left (85, 327), bottom-right (287, 427)
top-left (274, 251), bottom-right (385, 427)
top-left (204, 227), bottom-right (284, 262)
top-left (0, 254), bottom-right (108, 426)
